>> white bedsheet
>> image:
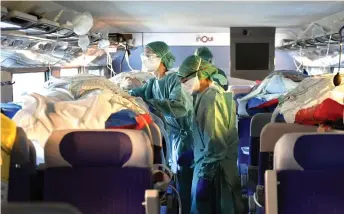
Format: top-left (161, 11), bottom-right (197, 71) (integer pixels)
top-left (13, 92), bottom-right (149, 148)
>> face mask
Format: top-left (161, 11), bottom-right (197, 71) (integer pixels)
top-left (181, 77), bottom-right (200, 95)
top-left (141, 55), bottom-right (161, 73)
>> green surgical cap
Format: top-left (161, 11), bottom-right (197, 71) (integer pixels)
top-left (146, 41), bottom-right (176, 69)
top-left (178, 55), bottom-right (226, 85)
top-left (194, 47), bottom-right (213, 62)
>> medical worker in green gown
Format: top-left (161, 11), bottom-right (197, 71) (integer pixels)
top-left (129, 41), bottom-right (193, 214)
top-left (177, 55), bottom-right (244, 214)
top-left (194, 47), bottom-right (229, 91)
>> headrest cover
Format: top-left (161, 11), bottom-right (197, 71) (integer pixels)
top-left (250, 113), bottom-right (272, 137)
top-left (146, 123), bottom-right (162, 147)
top-left (274, 133), bottom-right (344, 170)
top-left (60, 131), bottom-right (132, 166)
top-left (45, 129), bottom-right (153, 168)
top-left (260, 123), bottom-right (317, 152)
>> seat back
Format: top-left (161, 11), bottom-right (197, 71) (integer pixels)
top-left (7, 127), bottom-right (37, 202)
top-left (228, 85), bottom-right (253, 95)
top-left (258, 123), bottom-right (317, 185)
top-left (238, 117), bottom-right (252, 165)
top-left (2, 203), bottom-right (82, 214)
top-left (43, 129), bottom-right (153, 214)
top-left (249, 113), bottom-right (273, 166)
top-left (147, 122), bottom-right (164, 164)
top-left (267, 133), bottom-right (344, 214)
top-left (237, 117), bottom-right (252, 185)
top-left (105, 110), bottom-right (163, 164)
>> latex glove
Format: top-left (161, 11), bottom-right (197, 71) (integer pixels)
top-left (177, 149), bottom-right (194, 167)
top-left (147, 101), bottom-right (164, 118)
top-left (196, 178), bottom-right (211, 201)
top-left (149, 105), bottom-right (156, 113)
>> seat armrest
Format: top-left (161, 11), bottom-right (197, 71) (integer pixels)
top-left (143, 190), bottom-right (160, 214)
top-left (265, 170), bottom-right (278, 214)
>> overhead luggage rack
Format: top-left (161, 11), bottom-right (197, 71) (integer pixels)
top-left (46, 24), bottom-right (75, 39)
top-left (1, 10), bottom-right (38, 31)
top-left (24, 18), bottom-right (60, 35)
top-left (278, 31), bottom-right (344, 50)
top-left (1, 7), bottom-right (7, 19)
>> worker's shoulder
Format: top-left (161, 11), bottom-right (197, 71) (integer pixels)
top-left (217, 68), bottom-right (225, 73)
top-left (164, 72), bottom-right (180, 83)
top-left (201, 87), bottom-right (218, 103)
top-left (206, 85), bottom-right (231, 104)
top-left (165, 71), bottom-right (178, 79)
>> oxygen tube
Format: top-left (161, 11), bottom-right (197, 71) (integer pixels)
top-left (337, 25), bottom-right (344, 73)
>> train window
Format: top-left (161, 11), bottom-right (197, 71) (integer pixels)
top-left (88, 68), bottom-right (104, 76)
top-left (12, 72), bottom-right (45, 102)
top-left (307, 67), bottom-right (330, 75)
top-left (60, 68), bottom-right (79, 76)
top-left (334, 67), bottom-right (344, 74)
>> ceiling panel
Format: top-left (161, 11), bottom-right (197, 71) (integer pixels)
top-left (54, 1), bottom-right (344, 32)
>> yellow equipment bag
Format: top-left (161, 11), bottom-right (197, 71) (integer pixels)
top-left (1, 113), bottom-right (17, 202)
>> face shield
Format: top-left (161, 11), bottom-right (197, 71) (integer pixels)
top-left (181, 76), bottom-right (200, 95)
top-left (141, 53), bottom-right (162, 73)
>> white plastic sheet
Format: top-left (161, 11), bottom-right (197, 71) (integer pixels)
top-left (275, 74), bottom-right (344, 123)
top-left (109, 71), bottom-right (155, 90)
top-left (78, 35), bottom-right (90, 51)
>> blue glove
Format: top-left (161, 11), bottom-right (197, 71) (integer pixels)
top-left (196, 178), bottom-right (211, 201)
top-left (149, 105), bottom-right (156, 112)
top-left (177, 149), bottom-right (194, 167)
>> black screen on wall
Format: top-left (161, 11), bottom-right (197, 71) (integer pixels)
top-left (235, 43), bottom-right (270, 70)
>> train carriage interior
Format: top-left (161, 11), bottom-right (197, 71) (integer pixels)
top-left (1, 1), bottom-right (344, 214)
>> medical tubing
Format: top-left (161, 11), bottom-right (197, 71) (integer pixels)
top-left (118, 102), bottom-right (153, 144)
top-left (105, 49), bottom-right (115, 77)
top-left (153, 164), bottom-right (173, 179)
top-left (293, 47), bottom-right (303, 72)
top-left (315, 34), bottom-right (333, 71)
top-left (119, 97), bottom-right (154, 144)
top-left (338, 26), bottom-right (344, 72)
top-left (125, 51), bottom-right (134, 71)
top-left (271, 105), bottom-right (280, 123)
top-left (168, 185), bottom-right (182, 214)
top-left (253, 192), bottom-right (263, 208)
top-left (196, 58), bottom-right (202, 71)
top-left (139, 114), bottom-right (154, 146)
top-left (120, 43), bottom-right (134, 71)
top-left (120, 44), bottom-right (129, 73)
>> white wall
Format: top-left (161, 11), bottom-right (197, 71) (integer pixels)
top-left (121, 33), bottom-right (296, 81)
top-left (1, 71), bottom-right (13, 102)
top-left (143, 33), bottom-right (230, 46)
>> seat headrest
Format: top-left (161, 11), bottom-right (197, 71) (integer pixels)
top-left (45, 129), bottom-right (153, 168)
top-left (147, 123), bottom-right (162, 147)
top-left (274, 133), bottom-right (344, 170)
top-left (260, 123), bottom-right (317, 152)
top-left (250, 113), bottom-right (272, 137)
top-left (228, 85), bottom-right (253, 95)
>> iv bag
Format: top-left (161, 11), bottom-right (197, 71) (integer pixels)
top-left (78, 35), bottom-right (90, 51)
top-left (72, 12), bottom-right (94, 35)
top-left (98, 39), bottom-right (110, 49)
